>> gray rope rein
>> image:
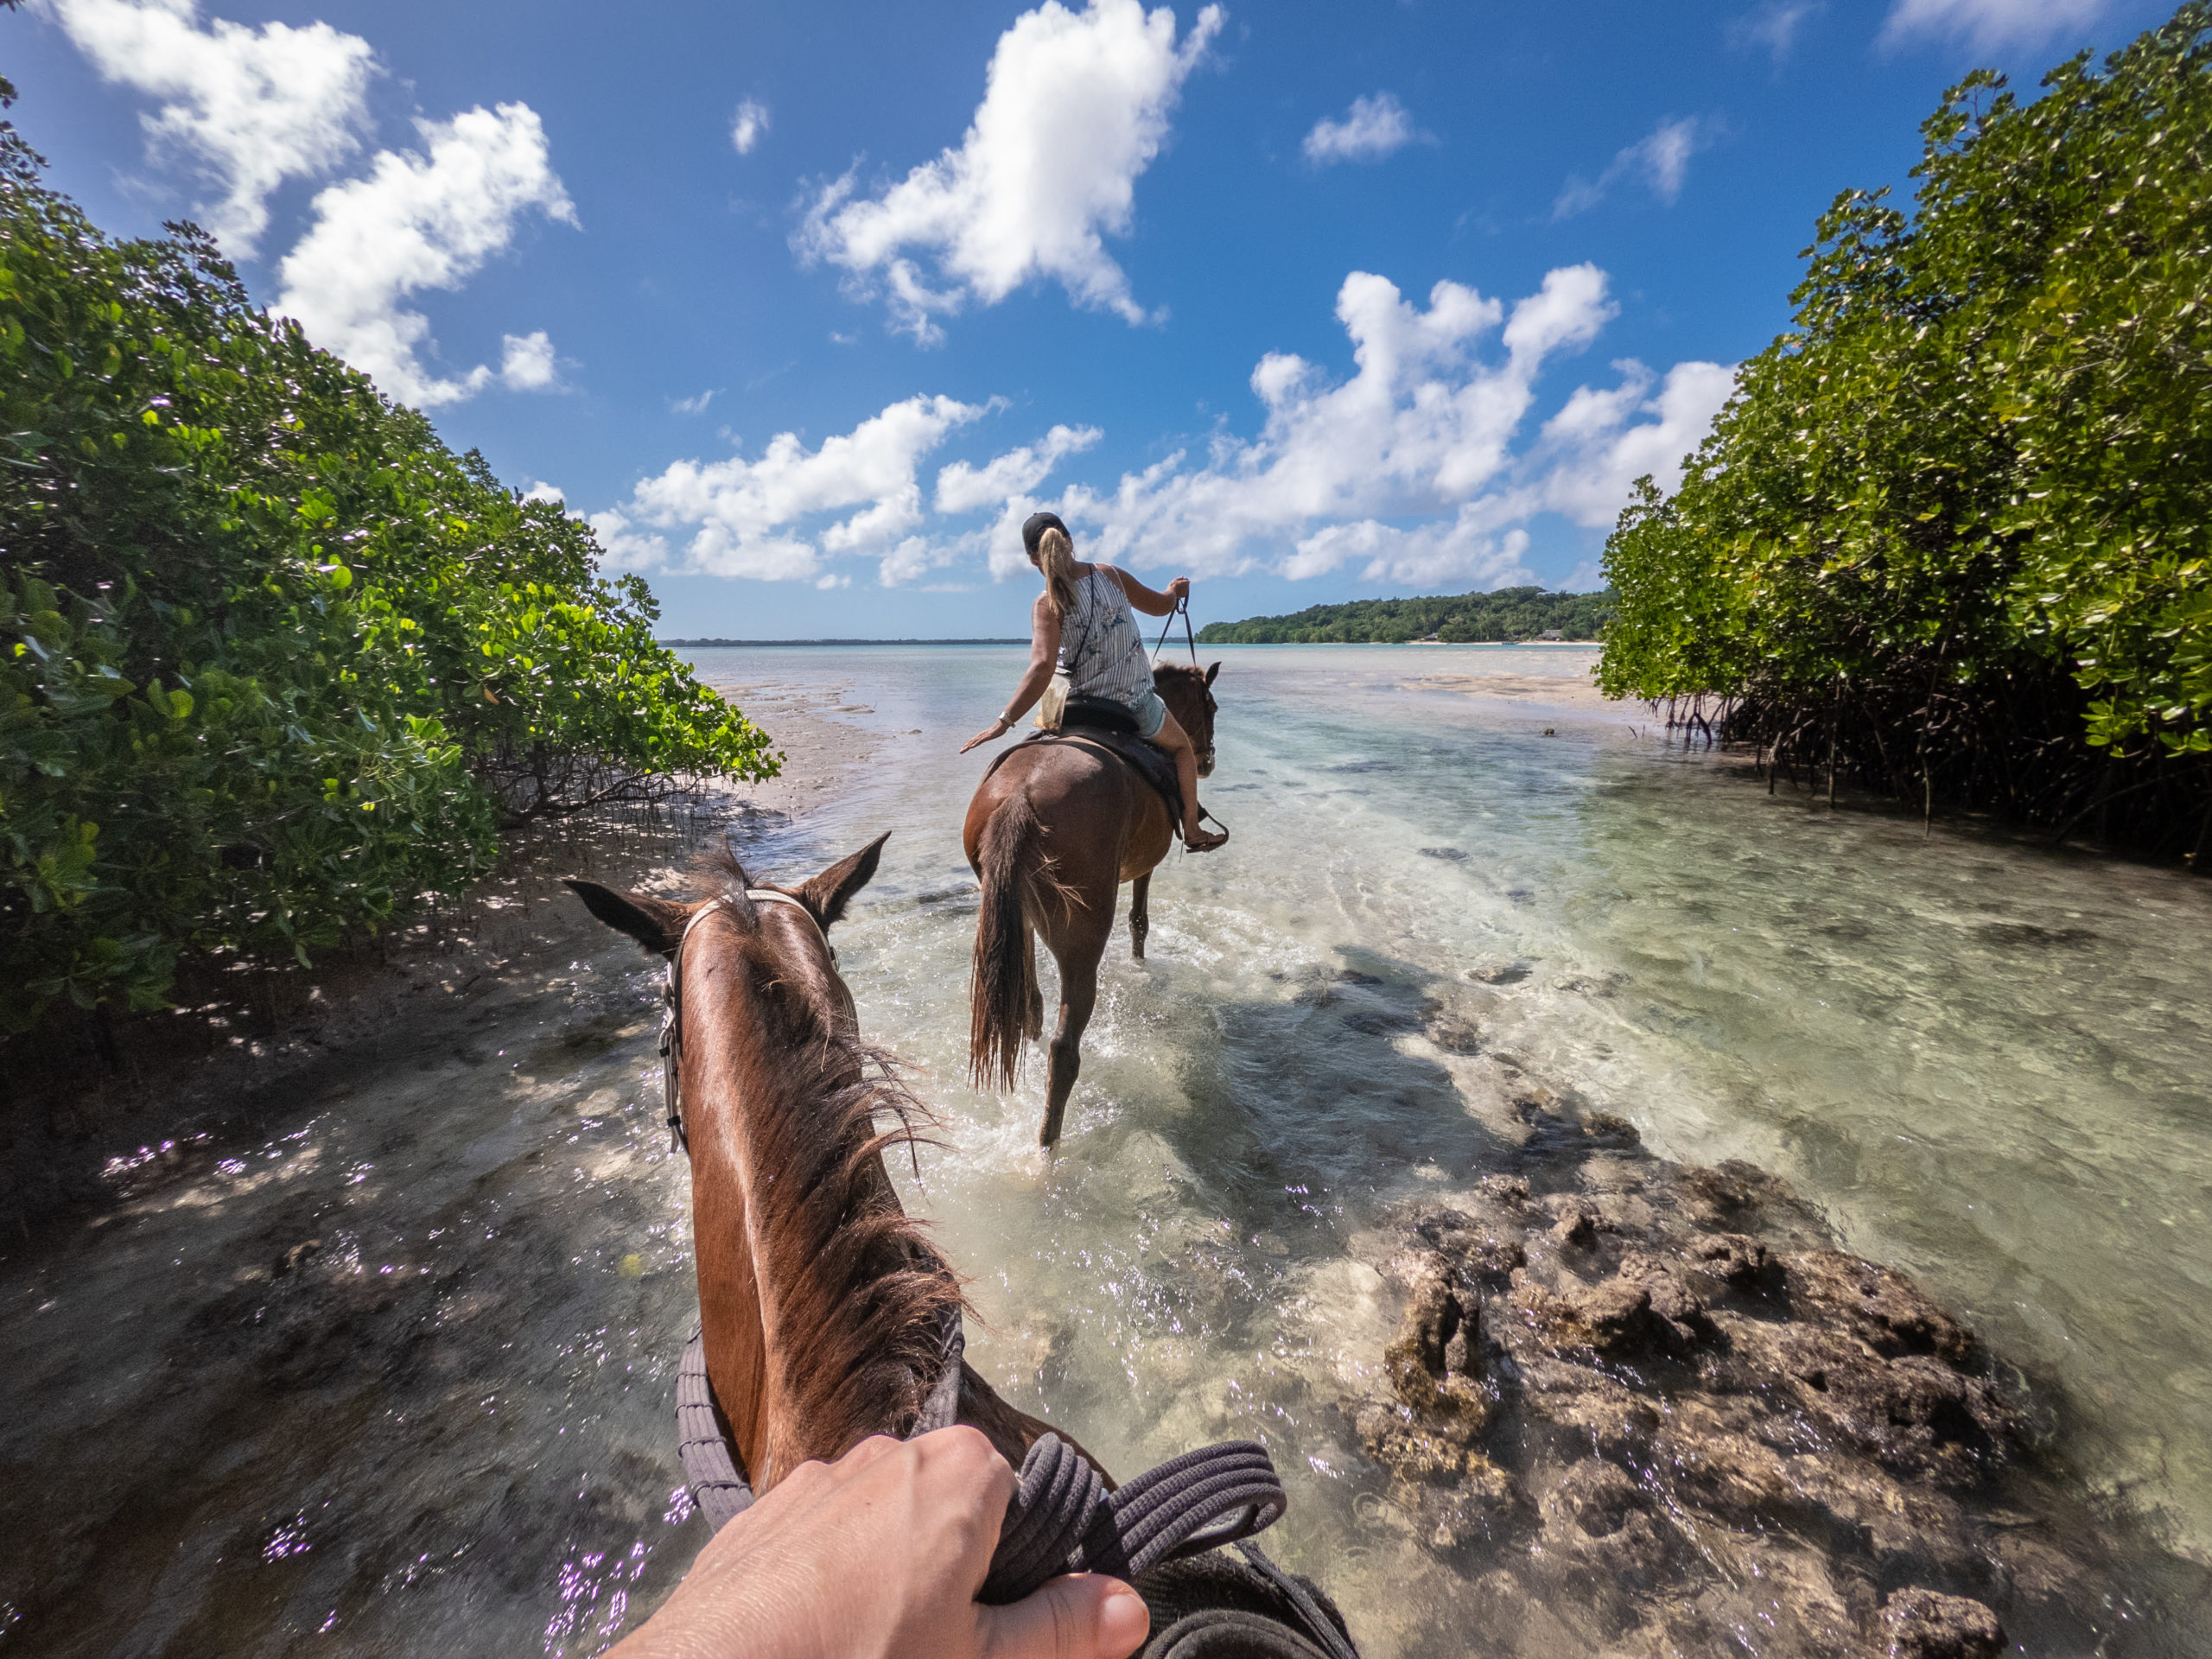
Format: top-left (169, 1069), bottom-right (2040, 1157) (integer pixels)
top-left (661, 886), bottom-right (1350, 1656)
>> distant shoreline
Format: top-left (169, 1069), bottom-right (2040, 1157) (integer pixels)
top-left (662, 637), bottom-right (1028, 647)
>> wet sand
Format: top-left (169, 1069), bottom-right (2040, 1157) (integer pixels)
top-left (1410, 671), bottom-right (1615, 711)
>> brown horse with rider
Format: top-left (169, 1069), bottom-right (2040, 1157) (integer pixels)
top-left (960, 512), bottom-right (1226, 1145)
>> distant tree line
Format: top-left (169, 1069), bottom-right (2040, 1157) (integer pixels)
top-left (1196, 587), bottom-right (1612, 645)
top-left (1, 92), bottom-right (775, 1034)
top-left (1600, 5), bottom-right (2212, 864)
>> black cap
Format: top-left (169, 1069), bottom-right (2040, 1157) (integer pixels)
top-left (1020, 511), bottom-right (1069, 558)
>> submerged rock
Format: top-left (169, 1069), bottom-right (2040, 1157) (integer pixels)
top-left (1344, 1096), bottom-right (2169, 1656)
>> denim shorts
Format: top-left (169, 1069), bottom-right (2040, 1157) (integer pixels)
top-left (1130, 687), bottom-right (1169, 740)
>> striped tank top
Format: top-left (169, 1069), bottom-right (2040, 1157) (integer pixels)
top-left (1058, 566), bottom-right (1154, 707)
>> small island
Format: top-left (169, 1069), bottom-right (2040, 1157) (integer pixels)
top-left (1197, 585), bottom-right (1611, 645)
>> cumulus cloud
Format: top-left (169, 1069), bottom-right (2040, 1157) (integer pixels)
top-left (1531, 359), bottom-right (1738, 526)
top-left (1879, 0), bottom-right (2107, 50)
top-left (274, 103), bottom-right (578, 408)
top-left (499, 329), bottom-right (559, 391)
top-left (594, 267), bottom-right (1731, 594)
top-left (1554, 116), bottom-right (1705, 219)
top-left (1039, 265), bottom-right (1732, 588)
top-left (603, 395), bottom-right (991, 582)
top-left (1301, 92), bottom-right (1426, 166)
top-left (522, 480), bottom-right (564, 504)
top-left (935, 423), bottom-right (1102, 513)
top-left (1727, 0), bottom-right (1823, 60)
top-left (797, 0), bottom-right (1223, 341)
top-left (731, 99), bottom-right (770, 155)
top-left (37, 0), bottom-right (376, 256)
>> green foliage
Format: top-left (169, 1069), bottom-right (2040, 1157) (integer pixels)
top-left (1597, 6), bottom-right (2212, 854)
top-left (1198, 587), bottom-right (1613, 645)
top-left (1599, 4), bottom-right (2212, 842)
top-left (1, 127), bottom-right (775, 1031)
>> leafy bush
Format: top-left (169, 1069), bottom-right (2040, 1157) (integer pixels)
top-left (1198, 587), bottom-right (1613, 645)
top-left (1599, 5), bottom-right (2212, 854)
top-left (1, 116), bottom-right (774, 1031)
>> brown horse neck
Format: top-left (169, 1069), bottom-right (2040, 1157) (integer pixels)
top-left (678, 906), bottom-right (963, 1493)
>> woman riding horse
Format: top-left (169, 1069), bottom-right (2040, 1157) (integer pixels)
top-left (960, 512), bottom-right (1228, 855)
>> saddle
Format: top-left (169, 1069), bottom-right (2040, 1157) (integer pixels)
top-left (987, 696), bottom-right (1185, 836)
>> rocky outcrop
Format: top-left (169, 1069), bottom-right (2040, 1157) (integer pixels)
top-left (1345, 1100), bottom-right (2157, 1656)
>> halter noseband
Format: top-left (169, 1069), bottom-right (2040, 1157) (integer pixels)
top-left (659, 890), bottom-right (842, 1155)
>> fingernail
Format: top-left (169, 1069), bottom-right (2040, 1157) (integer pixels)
top-left (1097, 1583), bottom-right (1149, 1653)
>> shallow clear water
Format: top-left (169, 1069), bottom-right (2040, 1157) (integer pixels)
top-left (4, 643), bottom-right (2209, 1655)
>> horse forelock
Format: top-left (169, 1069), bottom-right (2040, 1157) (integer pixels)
top-left (682, 844), bottom-right (963, 1473)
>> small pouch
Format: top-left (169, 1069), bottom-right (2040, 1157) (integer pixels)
top-left (1036, 667), bottom-right (1072, 731)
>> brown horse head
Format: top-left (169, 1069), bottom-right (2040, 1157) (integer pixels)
top-left (1153, 659), bottom-right (1222, 777)
top-left (565, 833), bottom-right (966, 1491)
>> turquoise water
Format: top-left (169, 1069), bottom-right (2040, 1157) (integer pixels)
top-left (3, 641), bottom-right (2206, 1655)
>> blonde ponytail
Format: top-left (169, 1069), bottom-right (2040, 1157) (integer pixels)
top-left (1037, 526), bottom-right (1081, 620)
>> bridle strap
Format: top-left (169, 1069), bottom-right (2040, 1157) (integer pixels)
top-left (660, 890), bottom-right (841, 1156)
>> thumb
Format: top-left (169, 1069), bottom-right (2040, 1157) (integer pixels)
top-left (978, 1573), bottom-right (1149, 1659)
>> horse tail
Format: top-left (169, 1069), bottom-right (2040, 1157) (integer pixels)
top-left (969, 791), bottom-right (1045, 1090)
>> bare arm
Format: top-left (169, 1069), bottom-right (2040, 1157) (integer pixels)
top-left (1105, 566), bottom-right (1191, 619)
top-left (960, 594), bottom-right (1063, 753)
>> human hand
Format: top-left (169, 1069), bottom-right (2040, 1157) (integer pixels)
top-left (1165, 577), bottom-right (1190, 605)
top-left (961, 716), bottom-right (1013, 753)
top-left (610, 1427), bottom-right (1148, 1659)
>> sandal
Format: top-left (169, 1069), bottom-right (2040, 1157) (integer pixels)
top-left (1185, 826), bottom-right (1230, 853)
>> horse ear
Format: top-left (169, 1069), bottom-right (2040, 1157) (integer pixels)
top-left (1205, 660), bottom-right (1221, 686)
top-left (563, 879), bottom-right (690, 956)
top-left (796, 831), bottom-right (890, 931)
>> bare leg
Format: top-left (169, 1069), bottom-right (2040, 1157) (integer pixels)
top-left (1129, 872), bottom-right (1150, 961)
top-left (1151, 710), bottom-right (1227, 852)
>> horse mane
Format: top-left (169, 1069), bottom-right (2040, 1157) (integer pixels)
top-left (691, 844), bottom-right (965, 1459)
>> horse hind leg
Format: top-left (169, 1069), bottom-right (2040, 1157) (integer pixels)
top-left (1128, 872), bottom-right (1150, 961)
top-left (1041, 961), bottom-right (1096, 1148)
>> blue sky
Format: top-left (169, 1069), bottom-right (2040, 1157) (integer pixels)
top-left (10, 0), bottom-right (2176, 638)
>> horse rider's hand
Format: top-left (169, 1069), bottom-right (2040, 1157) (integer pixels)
top-left (607, 1427), bottom-right (1148, 1659)
top-left (961, 715), bottom-right (1013, 753)
top-left (1165, 576), bottom-right (1191, 605)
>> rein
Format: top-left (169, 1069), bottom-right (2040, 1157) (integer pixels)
top-left (660, 890), bottom-right (840, 1154)
top-left (1152, 594), bottom-right (1199, 666)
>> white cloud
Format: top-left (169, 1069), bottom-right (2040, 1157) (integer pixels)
top-left (934, 423), bottom-right (1102, 513)
top-left (607, 394), bottom-right (990, 582)
top-left (1036, 265), bottom-right (1731, 588)
top-left (1554, 116), bottom-right (1705, 219)
top-left (1727, 0), bottom-right (1823, 60)
top-left (274, 103), bottom-right (577, 408)
top-left (1533, 359), bottom-right (1738, 527)
top-left (594, 268), bottom-right (1731, 594)
top-left (796, 0), bottom-right (1222, 341)
top-left (1301, 92), bottom-right (1426, 166)
top-left (499, 329), bottom-right (559, 391)
top-left (732, 99), bottom-right (770, 155)
top-left (522, 480), bottom-right (564, 503)
top-left (672, 389), bottom-right (719, 416)
top-left (1879, 0), bottom-right (2107, 50)
top-left (38, 0), bottom-right (376, 256)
